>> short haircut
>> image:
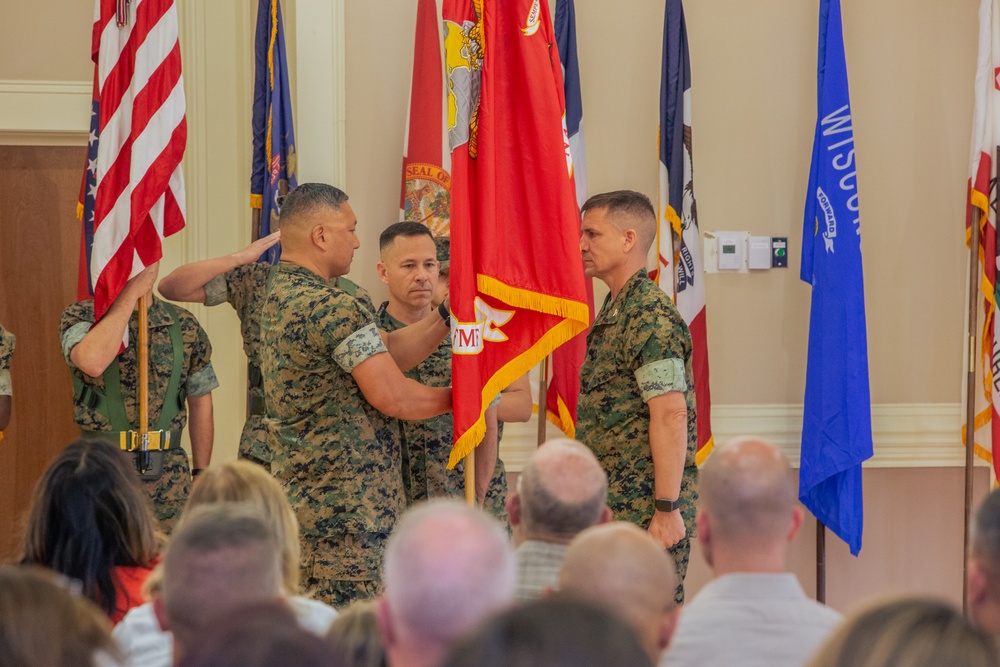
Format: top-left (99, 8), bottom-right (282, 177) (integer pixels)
top-left (440, 597), bottom-right (652, 667)
top-left (699, 437), bottom-right (796, 543)
top-left (325, 601), bottom-right (385, 667)
top-left (581, 190), bottom-right (657, 251)
top-left (178, 601), bottom-right (345, 667)
top-left (973, 488), bottom-right (1000, 569)
top-left (20, 438), bottom-right (158, 619)
top-left (0, 565), bottom-right (120, 667)
top-left (184, 461), bottom-right (302, 594)
top-left (379, 221), bottom-right (434, 252)
top-left (382, 500), bottom-right (515, 644)
top-left (807, 597), bottom-right (999, 667)
top-left (280, 183), bottom-right (349, 226)
top-left (558, 522), bottom-right (677, 656)
top-left (162, 503), bottom-right (282, 648)
top-left (519, 439), bottom-right (607, 538)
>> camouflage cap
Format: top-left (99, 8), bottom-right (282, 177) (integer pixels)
top-left (435, 236), bottom-right (450, 273)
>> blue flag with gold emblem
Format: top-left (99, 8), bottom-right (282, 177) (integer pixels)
top-left (251, 0), bottom-right (297, 264)
top-left (800, 0), bottom-right (873, 557)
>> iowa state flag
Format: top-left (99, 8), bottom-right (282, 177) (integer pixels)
top-left (657, 0), bottom-right (713, 464)
top-left (800, 0), bottom-right (873, 556)
top-left (444, 0), bottom-right (590, 464)
top-left (966, 0), bottom-right (1000, 481)
top-left (251, 0), bottom-right (297, 264)
top-left (401, 0), bottom-right (451, 235)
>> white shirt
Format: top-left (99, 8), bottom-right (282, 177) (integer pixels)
top-left (660, 573), bottom-right (842, 667)
top-left (113, 596), bottom-right (338, 667)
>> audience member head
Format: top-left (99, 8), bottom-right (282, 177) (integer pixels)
top-left (507, 438), bottom-right (610, 543)
top-left (807, 597), bottom-right (998, 667)
top-left (0, 565), bottom-right (119, 667)
top-left (377, 222), bottom-right (439, 317)
top-left (440, 597), bottom-right (652, 667)
top-left (184, 460), bottom-right (301, 594)
top-left (378, 500), bottom-right (515, 667)
top-left (326, 601), bottom-right (386, 667)
top-left (579, 190), bottom-right (657, 285)
top-left (20, 438), bottom-right (159, 619)
top-left (697, 436), bottom-right (802, 574)
top-left (277, 183), bottom-right (357, 278)
top-left (969, 487), bottom-right (1000, 635)
top-left (558, 522), bottom-right (678, 662)
top-left (178, 601), bottom-right (344, 667)
top-left (156, 503), bottom-right (282, 662)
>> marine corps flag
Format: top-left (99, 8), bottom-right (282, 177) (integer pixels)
top-left (444, 0), bottom-right (590, 465)
top-left (966, 0), bottom-right (1000, 480)
top-left (251, 0), bottom-right (297, 264)
top-left (800, 0), bottom-right (872, 556)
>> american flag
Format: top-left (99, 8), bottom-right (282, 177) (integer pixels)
top-left (76, 73), bottom-right (100, 301)
top-left (90, 0), bottom-right (187, 322)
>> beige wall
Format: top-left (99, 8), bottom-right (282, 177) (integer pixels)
top-left (0, 0), bottom-right (985, 613)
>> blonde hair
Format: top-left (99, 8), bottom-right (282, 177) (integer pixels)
top-left (807, 597), bottom-right (998, 667)
top-left (325, 601), bottom-right (386, 667)
top-left (182, 461), bottom-right (300, 593)
top-left (0, 565), bottom-right (119, 667)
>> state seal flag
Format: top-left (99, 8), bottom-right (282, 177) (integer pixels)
top-left (444, 0), bottom-right (590, 465)
top-left (89, 0), bottom-right (187, 325)
top-left (800, 0), bottom-right (873, 556)
top-left (251, 0), bottom-right (297, 265)
top-left (966, 0), bottom-right (1000, 481)
top-left (656, 0), bottom-right (713, 464)
top-left (546, 0), bottom-right (593, 439)
top-left (401, 0), bottom-right (451, 237)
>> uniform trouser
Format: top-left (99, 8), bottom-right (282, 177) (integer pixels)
top-left (301, 532), bottom-right (387, 608)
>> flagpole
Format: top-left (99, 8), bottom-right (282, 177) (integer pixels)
top-left (464, 448), bottom-right (476, 505)
top-left (816, 520), bottom-right (826, 604)
top-left (138, 293), bottom-right (151, 473)
top-left (964, 191), bottom-right (986, 615)
top-left (536, 356), bottom-right (549, 445)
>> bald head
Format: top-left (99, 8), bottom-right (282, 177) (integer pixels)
top-left (382, 500), bottom-right (515, 645)
top-left (559, 522), bottom-right (678, 660)
top-left (519, 439), bottom-right (608, 538)
top-left (581, 190), bottom-right (657, 254)
top-left (700, 437), bottom-right (796, 544)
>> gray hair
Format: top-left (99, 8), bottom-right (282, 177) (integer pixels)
top-left (382, 500), bottom-right (515, 643)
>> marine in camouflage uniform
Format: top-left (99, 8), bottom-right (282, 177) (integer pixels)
top-left (60, 298), bottom-right (219, 533)
top-left (260, 263), bottom-right (404, 607)
top-left (376, 303), bottom-right (509, 526)
top-left (577, 267), bottom-right (698, 605)
top-left (0, 322), bottom-right (15, 439)
top-left (203, 262), bottom-right (373, 471)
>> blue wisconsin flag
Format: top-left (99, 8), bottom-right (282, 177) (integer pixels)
top-left (800, 0), bottom-right (873, 556)
top-left (251, 0), bottom-right (297, 264)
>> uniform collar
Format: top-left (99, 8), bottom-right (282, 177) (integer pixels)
top-left (129, 297), bottom-right (175, 328)
top-left (595, 268), bottom-right (649, 326)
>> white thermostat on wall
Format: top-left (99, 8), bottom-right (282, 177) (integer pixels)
top-left (716, 232), bottom-right (744, 270)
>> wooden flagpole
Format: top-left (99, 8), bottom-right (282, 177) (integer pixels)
top-left (137, 293), bottom-right (151, 473)
top-left (464, 446), bottom-right (476, 505)
top-left (536, 356), bottom-right (549, 446)
top-left (816, 520), bottom-right (826, 604)
top-left (964, 169), bottom-right (988, 615)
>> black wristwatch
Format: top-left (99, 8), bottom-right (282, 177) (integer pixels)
top-left (438, 302), bottom-right (451, 327)
top-left (655, 498), bottom-right (680, 512)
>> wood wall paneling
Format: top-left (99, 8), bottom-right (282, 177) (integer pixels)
top-left (0, 145), bottom-right (85, 560)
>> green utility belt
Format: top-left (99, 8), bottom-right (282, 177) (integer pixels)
top-left (80, 429), bottom-right (183, 452)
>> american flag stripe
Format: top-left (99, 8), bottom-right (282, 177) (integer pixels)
top-left (90, 0), bottom-right (186, 323)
